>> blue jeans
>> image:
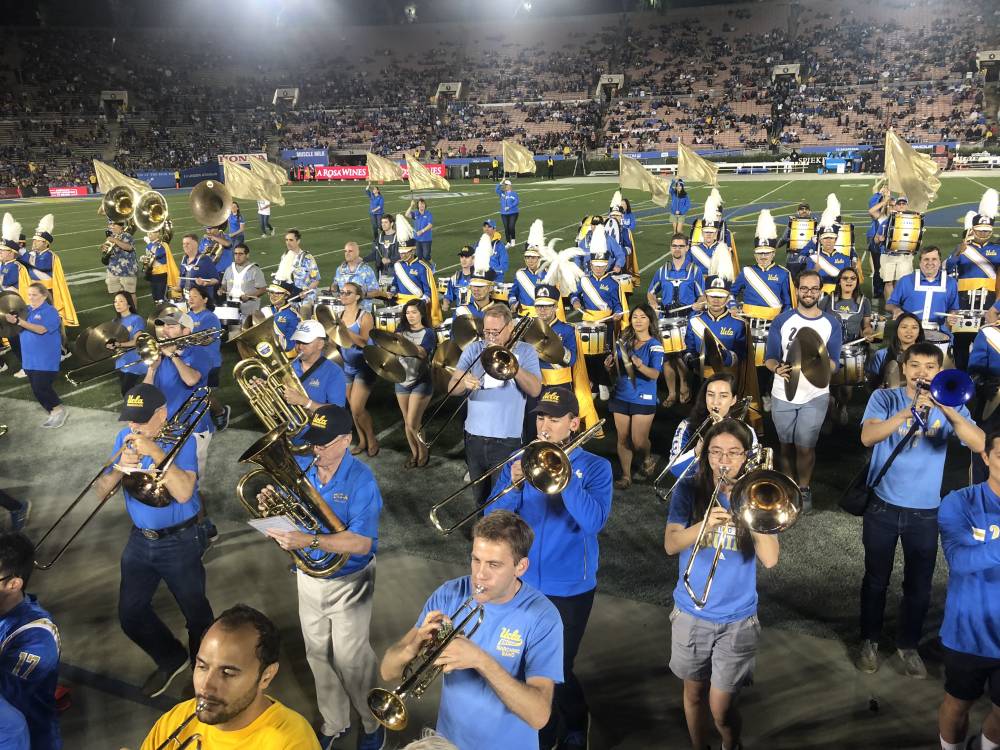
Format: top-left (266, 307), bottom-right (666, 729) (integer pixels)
top-left (259, 214), bottom-right (272, 234)
top-left (415, 240), bottom-right (432, 262)
top-left (370, 215), bottom-right (382, 244)
top-left (464, 433), bottom-right (522, 508)
top-left (118, 525), bottom-right (214, 668)
top-left (859, 497), bottom-right (939, 649)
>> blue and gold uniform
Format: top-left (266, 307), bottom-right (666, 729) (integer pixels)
top-left (647, 259), bottom-right (704, 310)
top-left (686, 310), bottom-right (746, 368)
top-left (730, 262), bottom-right (793, 320)
top-left (509, 264), bottom-right (543, 315)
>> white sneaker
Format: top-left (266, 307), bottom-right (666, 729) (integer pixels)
top-left (13, 369), bottom-right (26, 379)
top-left (762, 395), bottom-right (772, 412)
top-left (60, 349), bottom-right (72, 361)
top-left (49, 409), bottom-right (68, 429)
top-left (0, 362), bottom-right (7, 374)
top-left (598, 384), bottom-right (610, 401)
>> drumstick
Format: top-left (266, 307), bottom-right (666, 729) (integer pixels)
top-left (667, 303), bottom-right (696, 314)
top-left (842, 336), bottom-right (871, 347)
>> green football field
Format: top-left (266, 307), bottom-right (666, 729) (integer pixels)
top-left (3, 173), bottom-right (999, 427)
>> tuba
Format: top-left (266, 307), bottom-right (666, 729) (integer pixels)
top-left (236, 426), bottom-right (350, 577)
top-left (134, 191), bottom-right (169, 234)
top-left (102, 185), bottom-right (137, 224)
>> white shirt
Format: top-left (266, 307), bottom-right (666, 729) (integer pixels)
top-left (256, 200), bottom-right (271, 216)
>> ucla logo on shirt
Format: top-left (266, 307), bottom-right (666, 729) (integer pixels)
top-left (496, 626), bottom-right (524, 659)
top-left (719, 327), bottom-right (735, 336)
top-left (599, 283), bottom-right (609, 292)
top-left (309, 378), bottom-right (320, 387)
top-left (977, 525), bottom-right (1000, 541)
top-left (768, 274), bottom-right (779, 281)
top-left (330, 492), bottom-right (349, 504)
top-left (710, 523), bottom-right (740, 552)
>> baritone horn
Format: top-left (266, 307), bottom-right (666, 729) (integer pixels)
top-left (367, 591), bottom-right (486, 731)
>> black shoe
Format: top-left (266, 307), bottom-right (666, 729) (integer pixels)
top-left (213, 405), bottom-right (231, 431)
top-left (141, 656), bottom-right (188, 698)
top-left (11, 499), bottom-right (32, 532)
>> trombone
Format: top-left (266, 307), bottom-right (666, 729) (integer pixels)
top-left (153, 700), bottom-right (206, 750)
top-left (682, 447), bottom-right (800, 608)
top-left (429, 420), bottom-right (605, 535)
top-left (368, 591), bottom-right (485, 731)
top-left (34, 389), bottom-right (211, 569)
top-left (417, 315), bottom-right (532, 450)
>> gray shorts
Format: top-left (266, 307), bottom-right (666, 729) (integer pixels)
top-left (669, 607), bottom-right (760, 693)
top-left (105, 273), bottom-right (137, 294)
top-left (771, 393), bottom-right (829, 448)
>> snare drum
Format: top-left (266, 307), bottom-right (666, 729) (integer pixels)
top-left (832, 342), bottom-right (868, 386)
top-left (215, 301), bottom-right (242, 325)
top-left (886, 211), bottom-right (924, 255)
top-left (658, 315), bottom-right (687, 354)
top-left (748, 317), bottom-right (772, 367)
top-left (613, 273), bottom-right (635, 295)
top-left (491, 283), bottom-right (514, 304)
top-left (577, 323), bottom-right (609, 355)
top-left (316, 293), bottom-right (340, 308)
top-left (435, 317), bottom-right (453, 343)
top-left (871, 313), bottom-right (887, 341)
top-left (316, 300), bottom-right (345, 320)
top-left (374, 305), bottom-right (403, 332)
top-left (923, 324), bottom-right (951, 360)
top-left (952, 310), bottom-right (984, 334)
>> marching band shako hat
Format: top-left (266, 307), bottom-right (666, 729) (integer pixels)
top-left (797, 201), bottom-right (811, 210)
top-left (532, 386), bottom-right (579, 418)
top-left (457, 245), bottom-right (475, 257)
top-left (470, 234), bottom-right (496, 286)
top-left (588, 223), bottom-right (610, 265)
top-left (396, 213), bottom-right (416, 252)
top-left (533, 284), bottom-right (560, 306)
top-left (609, 190), bottom-right (624, 215)
top-left (754, 209), bottom-right (779, 252)
top-left (119, 384), bottom-right (167, 423)
top-left (973, 188), bottom-right (998, 230)
top-left (1, 213), bottom-right (21, 252)
top-left (817, 193), bottom-right (841, 238)
top-left (705, 277), bottom-right (732, 298)
top-left (702, 188), bottom-right (724, 231)
top-left (301, 404), bottom-right (354, 445)
top-left (525, 219), bottom-right (545, 255)
top-left (267, 282), bottom-right (292, 295)
top-left (33, 213), bottom-right (54, 244)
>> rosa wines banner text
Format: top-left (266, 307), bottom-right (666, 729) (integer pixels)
top-left (314, 164), bottom-right (446, 181)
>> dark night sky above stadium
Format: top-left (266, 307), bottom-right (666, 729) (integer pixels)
top-left (9, 0), bottom-right (751, 27)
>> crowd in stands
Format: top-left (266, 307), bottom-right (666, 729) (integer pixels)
top-left (0, 0), bottom-right (996, 185)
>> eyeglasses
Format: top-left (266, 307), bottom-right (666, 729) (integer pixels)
top-left (708, 449), bottom-right (746, 460)
top-left (483, 328), bottom-right (505, 338)
top-left (798, 286), bottom-right (821, 293)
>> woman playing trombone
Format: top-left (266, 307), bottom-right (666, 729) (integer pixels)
top-left (664, 419), bottom-right (779, 750)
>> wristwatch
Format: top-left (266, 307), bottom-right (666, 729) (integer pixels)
top-left (309, 535), bottom-right (320, 551)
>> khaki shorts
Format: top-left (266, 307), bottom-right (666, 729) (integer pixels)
top-left (106, 273), bottom-right (137, 294)
top-left (879, 253), bottom-right (913, 283)
top-left (669, 606), bottom-right (760, 693)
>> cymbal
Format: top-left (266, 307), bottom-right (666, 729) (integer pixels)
top-left (298, 301), bottom-right (315, 322)
top-left (0, 291), bottom-right (26, 337)
top-left (432, 339), bottom-right (462, 371)
top-left (363, 345), bottom-right (406, 383)
top-left (322, 342), bottom-right (345, 368)
top-left (520, 317), bottom-right (565, 365)
top-left (702, 328), bottom-right (727, 372)
top-left (786, 327), bottom-right (830, 400)
top-left (83, 320), bottom-right (129, 362)
top-left (451, 315), bottom-right (483, 350)
top-left (72, 326), bottom-right (95, 362)
top-left (315, 305), bottom-right (353, 349)
top-left (370, 329), bottom-right (421, 358)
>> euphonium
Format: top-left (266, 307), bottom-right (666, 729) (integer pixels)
top-left (367, 591), bottom-right (485, 731)
top-left (236, 426), bottom-right (350, 577)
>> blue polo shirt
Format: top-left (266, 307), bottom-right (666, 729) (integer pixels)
top-left (418, 576), bottom-right (563, 750)
top-left (151, 346), bottom-right (214, 434)
top-left (612, 337), bottom-right (664, 405)
top-left (115, 313), bottom-right (147, 375)
top-left (0, 695), bottom-right (28, 750)
top-left (292, 357), bottom-right (347, 408)
top-left (887, 270), bottom-right (959, 326)
top-left (411, 209), bottom-right (433, 242)
top-left (293, 452), bottom-right (382, 577)
top-left (457, 340), bottom-right (541, 439)
top-left (186, 308), bottom-right (222, 369)
top-left (862, 387), bottom-right (971, 509)
top-left (109, 426), bottom-right (201, 529)
top-left (648, 261), bottom-right (704, 308)
top-left (19, 302), bottom-right (61, 372)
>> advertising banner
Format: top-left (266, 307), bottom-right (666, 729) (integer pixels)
top-left (314, 164), bottom-right (446, 181)
top-left (0, 187), bottom-right (21, 199)
top-left (280, 149), bottom-right (329, 166)
top-left (217, 153), bottom-right (268, 165)
top-left (136, 170), bottom-right (176, 189)
top-left (48, 186), bottom-right (89, 197)
top-left (180, 163), bottom-right (222, 188)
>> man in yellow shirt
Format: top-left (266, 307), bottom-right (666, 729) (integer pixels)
top-left (136, 604), bottom-right (319, 750)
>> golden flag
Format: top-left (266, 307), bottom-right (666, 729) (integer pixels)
top-left (618, 154), bottom-right (670, 207)
top-left (222, 162), bottom-right (285, 207)
top-left (883, 129), bottom-right (941, 213)
top-left (248, 157), bottom-right (289, 186)
top-left (366, 152), bottom-right (405, 183)
top-left (405, 153), bottom-right (450, 192)
top-left (502, 140), bottom-right (537, 174)
top-left (676, 142), bottom-right (719, 187)
top-left (92, 159), bottom-right (151, 194)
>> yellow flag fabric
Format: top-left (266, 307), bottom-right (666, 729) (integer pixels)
top-left (502, 141), bottom-right (537, 175)
top-left (405, 154), bottom-right (450, 192)
top-left (366, 152), bottom-right (405, 183)
top-left (618, 154), bottom-right (670, 207)
top-left (50, 254), bottom-right (78, 327)
top-left (163, 242), bottom-right (180, 290)
top-left (247, 157), bottom-right (290, 186)
top-left (883, 130), bottom-right (941, 213)
top-left (676, 142), bottom-right (719, 187)
top-left (222, 162), bottom-right (285, 207)
top-left (92, 160), bottom-right (151, 194)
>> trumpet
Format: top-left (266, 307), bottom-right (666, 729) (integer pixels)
top-left (153, 700), bottom-right (206, 750)
top-left (34, 389), bottom-right (211, 569)
top-left (429, 420), bottom-right (605, 535)
top-left (368, 591), bottom-right (485, 731)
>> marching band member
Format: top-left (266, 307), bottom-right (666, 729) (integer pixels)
top-left (104, 218), bottom-right (139, 308)
top-left (143, 227), bottom-right (179, 307)
top-left (669, 178), bottom-right (691, 235)
top-left (867, 312), bottom-right (924, 389)
top-left (454, 238), bottom-right (498, 320)
top-left (450, 304), bottom-right (542, 508)
top-left (856, 343), bottom-right (983, 679)
top-left (496, 179), bottom-right (520, 248)
top-left (820, 267), bottom-right (874, 424)
top-left (607, 190), bottom-right (639, 279)
top-left (764, 270), bottom-right (842, 513)
top-left (647, 233), bottom-right (705, 313)
top-left (379, 511), bottom-right (563, 750)
top-left (274, 320), bottom-right (347, 446)
top-left (875, 196), bottom-right (913, 303)
top-left (968, 320), bottom-right (1000, 482)
top-left (26, 214), bottom-right (77, 328)
top-left (0, 532), bottom-right (61, 750)
top-left (227, 200), bottom-right (246, 248)
top-left (389, 214), bottom-right (442, 325)
top-left (338, 281), bottom-right (380, 458)
top-left (366, 184), bottom-right (385, 244)
top-left (186, 286), bottom-right (229, 431)
top-left (260, 404), bottom-right (386, 750)
top-left (199, 226), bottom-right (233, 275)
top-left (936, 431), bottom-right (1000, 750)
top-left (688, 190), bottom-right (735, 283)
top-left (488, 388), bottom-right (611, 750)
top-left (274, 229), bottom-right (320, 302)
top-left (179, 233), bottom-right (221, 303)
top-left (575, 216), bottom-right (624, 274)
top-left (407, 197), bottom-right (434, 262)
top-left (92, 384), bottom-right (214, 699)
top-left (260, 283), bottom-right (301, 354)
top-left (108, 291), bottom-right (148, 396)
top-left (481, 219), bottom-right (509, 282)
top-left (806, 195), bottom-right (856, 295)
top-left (367, 215), bottom-right (399, 285)
top-left (138, 605), bottom-right (319, 749)
top-left (509, 220), bottom-right (546, 316)
top-left (394, 299), bottom-right (436, 468)
top-left (685, 278), bottom-right (746, 373)
top-left (332, 241), bottom-right (379, 310)
top-left (0, 215), bottom-right (28, 374)
top-left (948, 189), bottom-right (999, 369)
top-left (664, 419), bottom-right (779, 750)
top-left (886, 246), bottom-right (960, 334)
top-left (220, 243), bottom-right (267, 319)
top-left (866, 186), bottom-right (892, 300)
top-left (442, 246), bottom-right (475, 315)
top-left (778, 202), bottom-right (815, 279)
top-left (3, 283), bottom-right (67, 428)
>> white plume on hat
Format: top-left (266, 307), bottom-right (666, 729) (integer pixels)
top-left (819, 193), bottom-right (840, 232)
top-left (395, 213), bottom-right (414, 244)
top-left (527, 219), bottom-right (545, 249)
top-left (609, 190), bottom-right (623, 212)
top-left (964, 210), bottom-right (977, 231)
top-left (703, 189), bottom-right (722, 223)
top-left (754, 210), bottom-right (777, 246)
top-left (34, 213), bottom-right (54, 240)
top-left (979, 188), bottom-right (999, 221)
top-left (2, 213), bottom-right (20, 246)
top-left (709, 243), bottom-right (735, 281)
top-left (473, 234), bottom-right (493, 276)
top-left (589, 222), bottom-right (610, 262)
top-left (543, 244), bottom-right (585, 296)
